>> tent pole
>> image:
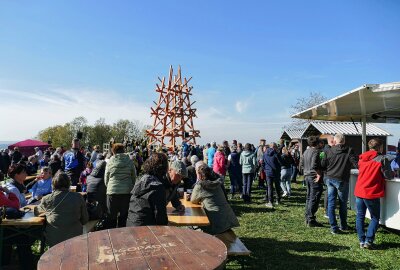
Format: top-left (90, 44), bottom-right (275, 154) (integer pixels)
top-left (359, 89), bottom-right (367, 153)
top-left (362, 117), bottom-right (367, 153)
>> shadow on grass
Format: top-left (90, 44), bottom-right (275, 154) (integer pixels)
top-left (230, 204), bottom-right (283, 215)
top-left (374, 241), bottom-right (400, 250)
top-left (381, 226), bottom-right (400, 235)
top-left (226, 237), bottom-right (372, 270)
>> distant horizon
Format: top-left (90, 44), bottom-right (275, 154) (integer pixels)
top-left (1, 123), bottom-right (399, 149)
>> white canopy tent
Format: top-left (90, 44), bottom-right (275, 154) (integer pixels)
top-left (292, 82), bottom-right (400, 152)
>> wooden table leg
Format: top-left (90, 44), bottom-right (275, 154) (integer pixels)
top-left (0, 226), bottom-right (3, 267)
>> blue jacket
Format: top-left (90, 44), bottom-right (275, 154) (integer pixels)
top-left (62, 150), bottom-right (85, 174)
top-left (31, 178), bottom-right (53, 198)
top-left (263, 148), bottom-right (282, 178)
top-left (207, 147), bottom-right (216, 167)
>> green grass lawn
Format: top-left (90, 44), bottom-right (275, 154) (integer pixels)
top-left (225, 176), bottom-right (400, 270)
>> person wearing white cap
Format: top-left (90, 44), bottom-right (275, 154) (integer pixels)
top-left (164, 160), bottom-right (188, 212)
top-left (35, 147), bottom-right (44, 162)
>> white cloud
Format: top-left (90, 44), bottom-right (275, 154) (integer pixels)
top-left (234, 93), bottom-right (256, 114)
top-left (0, 87), bottom-right (151, 141)
top-left (0, 87), bottom-right (291, 145)
top-left (235, 100), bottom-right (248, 113)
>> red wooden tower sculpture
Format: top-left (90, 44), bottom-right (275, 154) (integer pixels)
top-left (147, 66), bottom-right (200, 149)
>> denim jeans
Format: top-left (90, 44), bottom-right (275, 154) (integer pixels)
top-left (229, 171), bottom-right (243, 194)
top-left (265, 174), bottom-right (273, 203)
top-left (290, 164), bottom-right (298, 181)
top-left (265, 173), bottom-right (281, 203)
top-left (305, 176), bottom-right (323, 223)
top-left (327, 178), bottom-right (349, 231)
top-left (280, 168), bottom-right (292, 195)
top-left (242, 173), bottom-right (254, 201)
top-left (356, 197), bottom-right (380, 244)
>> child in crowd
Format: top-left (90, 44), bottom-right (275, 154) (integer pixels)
top-left (79, 162), bottom-right (93, 192)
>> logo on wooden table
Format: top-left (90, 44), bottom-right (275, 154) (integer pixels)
top-left (97, 242), bottom-right (177, 263)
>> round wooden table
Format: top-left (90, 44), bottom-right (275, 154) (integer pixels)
top-left (38, 226), bottom-right (227, 270)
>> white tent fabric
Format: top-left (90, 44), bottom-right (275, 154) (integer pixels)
top-left (292, 82), bottom-right (400, 123)
top-left (291, 82), bottom-right (400, 152)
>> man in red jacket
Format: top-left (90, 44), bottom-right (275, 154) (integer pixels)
top-left (354, 138), bottom-right (393, 249)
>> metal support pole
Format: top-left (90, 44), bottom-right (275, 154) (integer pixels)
top-left (362, 116), bottom-right (367, 153)
top-left (359, 88), bottom-right (367, 153)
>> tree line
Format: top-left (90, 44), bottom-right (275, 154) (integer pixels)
top-left (37, 117), bottom-right (149, 150)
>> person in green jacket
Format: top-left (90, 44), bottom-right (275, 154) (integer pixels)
top-left (191, 164), bottom-right (239, 235)
top-left (105, 143), bottom-right (137, 228)
top-left (239, 143), bottom-right (257, 202)
top-left (35, 171), bottom-right (89, 247)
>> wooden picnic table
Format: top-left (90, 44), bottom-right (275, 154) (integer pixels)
top-left (38, 226), bottom-right (227, 270)
top-left (0, 202), bottom-right (46, 266)
top-left (167, 198), bottom-right (210, 226)
top-left (1, 203), bottom-right (44, 226)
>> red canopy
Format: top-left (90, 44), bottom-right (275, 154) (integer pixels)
top-left (8, 139), bottom-right (50, 157)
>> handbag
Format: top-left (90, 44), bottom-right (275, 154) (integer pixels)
top-left (86, 201), bottom-right (103, 221)
top-left (94, 217), bottom-right (109, 231)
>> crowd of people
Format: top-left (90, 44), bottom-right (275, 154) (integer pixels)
top-left (301, 134), bottom-right (393, 250)
top-left (0, 134), bottom-right (396, 268)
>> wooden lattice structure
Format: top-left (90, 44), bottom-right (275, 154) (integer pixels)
top-left (147, 66), bottom-right (200, 149)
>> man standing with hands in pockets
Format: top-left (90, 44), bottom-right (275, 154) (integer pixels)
top-left (301, 136), bottom-right (324, 227)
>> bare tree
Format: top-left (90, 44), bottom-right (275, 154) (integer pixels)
top-left (285, 91), bottom-right (327, 130)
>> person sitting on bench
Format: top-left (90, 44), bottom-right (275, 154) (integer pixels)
top-left (191, 164), bottom-right (239, 235)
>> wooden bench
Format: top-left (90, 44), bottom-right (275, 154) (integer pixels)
top-left (215, 230), bottom-right (251, 269)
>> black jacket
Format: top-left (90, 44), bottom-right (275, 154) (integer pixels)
top-left (1, 152), bottom-right (11, 174)
top-left (49, 160), bottom-right (62, 176)
top-left (185, 165), bottom-right (196, 190)
top-left (300, 147), bottom-right (321, 178)
top-left (321, 144), bottom-right (358, 181)
top-left (126, 174), bottom-right (168, 226)
top-left (161, 174), bottom-right (182, 209)
top-left (280, 153), bottom-right (294, 169)
top-left (11, 151), bottom-right (22, 164)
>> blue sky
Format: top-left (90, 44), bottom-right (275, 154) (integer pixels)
top-left (1, 0), bottom-right (400, 145)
